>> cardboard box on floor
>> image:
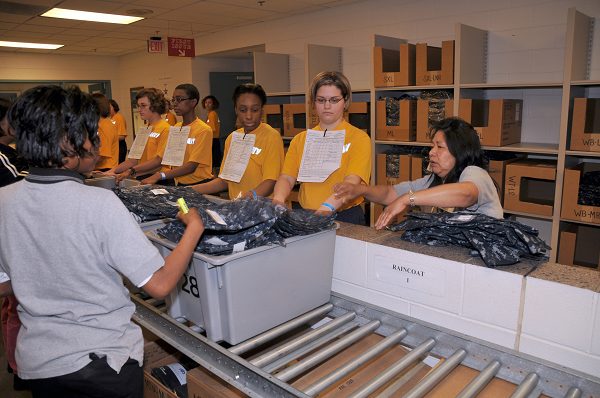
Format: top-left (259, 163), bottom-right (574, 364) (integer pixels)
top-left (187, 367), bottom-right (247, 398)
top-left (458, 99), bottom-right (523, 146)
top-left (283, 103), bottom-right (306, 137)
top-left (558, 224), bottom-right (600, 269)
top-left (570, 98), bottom-right (600, 152)
top-left (143, 341), bottom-right (182, 398)
top-left (373, 43), bottom-right (416, 87)
top-left (561, 162), bottom-right (600, 225)
top-left (376, 99), bottom-right (417, 141)
top-left (416, 99), bottom-right (454, 142)
top-left (262, 104), bottom-right (283, 134)
top-left (415, 41), bottom-right (454, 86)
top-left (291, 334), bottom-right (431, 397)
top-left (503, 160), bottom-right (557, 217)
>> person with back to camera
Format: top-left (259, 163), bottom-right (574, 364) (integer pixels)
top-left (109, 99), bottom-right (128, 163)
top-left (105, 88), bottom-right (171, 182)
top-left (0, 85), bottom-right (204, 398)
top-left (201, 95), bottom-right (222, 166)
top-left (191, 83), bottom-right (284, 199)
top-left (141, 84), bottom-right (213, 186)
top-left (271, 71), bottom-right (371, 225)
top-left (92, 93), bottom-right (119, 172)
top-left (334, 117), bottom-right (503, 230)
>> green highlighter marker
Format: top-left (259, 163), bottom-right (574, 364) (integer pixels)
top-left (177, 198), bottom-right (189, 214)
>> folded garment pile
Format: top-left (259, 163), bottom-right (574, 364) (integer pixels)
top-left (114, 186), bottom-right (336, 256)
top-left (113, 185), bottom-right (218, 222)
top-left (578, 170), bottom-right (600, 207)
top-left (388, 211), bottom-right (551, 267)
top-left (158, 198), bottom-right (335, 256)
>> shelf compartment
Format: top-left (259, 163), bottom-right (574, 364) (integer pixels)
top-left (503, 160), bottom-right (557, 217)
top-left (459, 99), bottom-right (523, 147)
top-left (570, 97), bottom-right (600, 152)
top-left (373, 34), bottom-right (416, 87)
top-left (561, 162), bottom-right (600, 226)
top-left (375, 98), bottom-right (417, 141)
top-left (416, 40), bottom-right (454, 86)
top-left (558, 223), bottom-right (600, 269)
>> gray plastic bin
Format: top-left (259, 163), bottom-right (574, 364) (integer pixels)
top-left (85, 176), bottom-right (140, 189)
top-left (145, 224), bottom-right (336, 344)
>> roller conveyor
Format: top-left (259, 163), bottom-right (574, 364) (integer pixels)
top-left (132, 292), bottom-right (600, 398)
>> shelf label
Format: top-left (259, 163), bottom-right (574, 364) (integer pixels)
top-left (572, 208), bottom-right (600, 222)
top-left (581, 137), bottom-right (600, 148)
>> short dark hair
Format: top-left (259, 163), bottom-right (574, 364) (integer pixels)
top-left (428, 117), bottom-right (487, 185)
top-left (0, 98), bottom-right (11, 136)
top-left (136, 88), bottom-right (167, 114)
top-left (232, 84), bottom-right (267, 107)
top-left (176, 83), bottom-right (200, 107)
top-left (9, 85), bottom-right (100, 168)
top-left (92, 93), bottom-right (110, 118)
top-left (109, 99), bottom-right (120, 112)
top-left (201, 95), bottom-right (219, 109)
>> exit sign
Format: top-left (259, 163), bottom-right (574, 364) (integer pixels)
top-left (147, 39), bottom-right (163, 53)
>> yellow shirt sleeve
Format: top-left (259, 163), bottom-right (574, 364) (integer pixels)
top-left (206, 110), bottom-right (220, 139)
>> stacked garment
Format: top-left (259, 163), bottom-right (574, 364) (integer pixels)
top-left (113, 185), bottom-right (218, 222)
top-left (157, 198), bottom-right (336, 256)
top-left (113, 186), bottom-right (336, 256)
top-left (388, 211), bottom-right (550, 267)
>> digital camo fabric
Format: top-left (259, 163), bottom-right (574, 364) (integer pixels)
top-left (113, 186), bottom-right (335, 255)
top-left (388, 211), bottom-right (550, 267)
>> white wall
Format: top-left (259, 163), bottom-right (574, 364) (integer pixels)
top-left (193, 0), bottom-right (600, 90)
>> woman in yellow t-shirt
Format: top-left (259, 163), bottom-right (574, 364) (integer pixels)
top-left (105, 88), bottom-right (171, 182)
top-left (272, 71), bottom-right (371, 225)
top-left (109, 99), bottom-right (128, 163)
top-left (192, 84), bottom-right (284, 199)
top-left (92, 93), bottom-right (119, 171)
top-left (202, 95), bottom-right (222, 167)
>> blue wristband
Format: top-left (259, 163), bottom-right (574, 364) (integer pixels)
top-left (251, 190), bottom-right (258, 200)
top-left (321, 202), bottom-right (336, 212)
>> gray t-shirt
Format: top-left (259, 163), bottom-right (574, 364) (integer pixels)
top-left (393, 166), bottom-right (503, 218)
top-left (0, 172), bottom-right (164, 379)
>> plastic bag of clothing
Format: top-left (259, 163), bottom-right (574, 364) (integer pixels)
top-left (388, 211), bottom-right (550, 267)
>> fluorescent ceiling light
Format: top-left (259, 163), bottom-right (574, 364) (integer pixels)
top-left (41, 8), bottom-right (144, 24)
top-left (0, 41), bottom-right (63, 50)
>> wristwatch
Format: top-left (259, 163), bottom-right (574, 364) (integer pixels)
top-left (408, 190), bottom-right (416, 207)
top-left (129, 167), bottom-right (136, 177)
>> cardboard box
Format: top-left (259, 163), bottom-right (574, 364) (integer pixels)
top-left (487, 158), bottom-right (519, 206)
top-left (459, 99), bottom-right (522, 146)
top-left (262, 104), bottom-right (283, 134)
top-left (416, 99), bottom-right (454, 142)
top-left (373, 44), bottom-right (416, 87)
top-left (415, 40), bottom-right (454, 86)
top-left (187, 367), bottom-right (246, 398)
top-left (503, 160), bottom-right (557, 216)
top-left (347, 101), bottom-right (370, 134)
top-left (411, 155), bottom-right (425, 180)
top-left (376, 153), bottom-right (412, 185)
top-left (570, 98), bottom-right (600, 152)
top-left (143, 341), bottom-right (184, 398)
top-left (561, 162), bottom-right (600, 225)
top-left (558, 224), bottom-right (600, 269)
top-left (291, 334), bottom-right (431, 396)
top-left (376, 99), bottom-right (417, 141)
top-left (283, 103), bottom-right (306, 137)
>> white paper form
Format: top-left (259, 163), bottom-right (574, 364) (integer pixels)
top-left (297, 129), bottom-right (345, 183)
top-left (162, 125), bottom-right (191, 166)
top-left (128, 126), bottom-right (152, 160)
top-left (218, 132), bottom-right (256, 183)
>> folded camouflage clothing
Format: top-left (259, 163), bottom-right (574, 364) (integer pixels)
top-left (388, 211), bottom-right (550, 267)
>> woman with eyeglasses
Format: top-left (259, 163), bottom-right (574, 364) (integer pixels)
top-left (141, 84), bottom-right (213, 186)
top-left (272, 71), bottom-right (371, 225)
top-left (106, 88), bottom-right (171, 182)
top-left (191, 83), bottom-right (284, 199)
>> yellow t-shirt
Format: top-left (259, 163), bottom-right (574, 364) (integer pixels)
top-left (95, 117), bottom-right (119, 170)
top-left (282, 120), bottom-right (371, 210)
top-left (221, 123), bottom-right (284, 199)
top-left (112, 112), bottom-right (127, 138)
top-left (165, 111), bottom-right (177, 126)
top-left (173, 118), bottom-right (213, 185)
top-left (206, 110), bottom-right (220, 139)
top-left (139, 119), bottom-right (171, 172)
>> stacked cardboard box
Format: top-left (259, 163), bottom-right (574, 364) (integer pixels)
top-left (376, 99), bottom-right (417, 141)
top-left (416, 99), bottom-right (454, 142)
top-left (415, 41), bottom-right (454, 86)
top-left (373, 43), bottom-right (416, 87)
top-left (503, 160), bottom-right (557, 217)
top-left (560, 162), bottom-right (600, 225)
top-left (570, 98), bottom-right (600, 152)
top-left (558, 224), bottom-right (600, 269)
top-left (459, 99), bottom-right (523, 146)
